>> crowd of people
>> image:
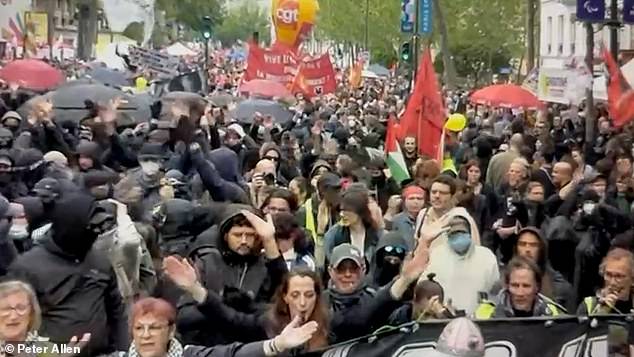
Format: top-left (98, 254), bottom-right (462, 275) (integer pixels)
top-left (0, 53), bottom-right (632, 357)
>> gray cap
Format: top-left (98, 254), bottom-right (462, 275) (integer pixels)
top-left (330, 243), bottom-right (364, 268)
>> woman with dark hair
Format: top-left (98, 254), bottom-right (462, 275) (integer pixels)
top-left (261, 188), bottom-right (298, 215)
top-left (127, 297), bottom-right (317, 357)
top-left (164, 260), bottom-right (331, 352)
top-left (273, 213), bottom-right (316, 271)
top-left (323, 188), bottom-right (382, 265)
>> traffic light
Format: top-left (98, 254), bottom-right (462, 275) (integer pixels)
top-left (400, 42), bottom-right (411, 62)
top-left (201, 16), bottom-right (212, 40)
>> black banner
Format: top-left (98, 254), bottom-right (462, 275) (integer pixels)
top-left (154, 71), bottom-right (207, 97)
top-left (302, 316), bottom-right (633, 357)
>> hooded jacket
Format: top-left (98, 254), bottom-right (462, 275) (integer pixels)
top-left (508, 227), bottom-right (573, 310)
top-left (177, 205), bottom-right (287, 346)
top-left (191, 148), bottom-right (248, 203)
top-left (420, 209), bottom-right (499, 315)
top-left (368, 231), bottom-right (408, 289)
top-left (8, 193), bottom-right (128, 356)
top-left (75, 140), bottom-right (119, 189)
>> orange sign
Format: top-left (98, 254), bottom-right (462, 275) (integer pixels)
top-left (271, 0), bottom-right (319, 49)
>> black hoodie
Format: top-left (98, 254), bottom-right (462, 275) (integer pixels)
top-left (178, 205), bottom-right (287, 346)
top-left (8, 193), bottom-right (128, 356)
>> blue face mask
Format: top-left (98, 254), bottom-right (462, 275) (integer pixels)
top-left (448, 232), bottom-right (471, 255)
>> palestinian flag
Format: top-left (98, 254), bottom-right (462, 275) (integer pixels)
top-left (385, 118), bottom-right (410, 184)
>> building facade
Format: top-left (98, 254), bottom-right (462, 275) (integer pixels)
top-left (540, 0), bottom-right (634, 68)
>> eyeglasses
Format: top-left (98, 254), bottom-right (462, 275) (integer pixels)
top-left (133, 324), bottom-right (170, 336)
top-left (604, 271), bottom-right (628, 282)
top-left (0, 303), bottom-right (30, 317)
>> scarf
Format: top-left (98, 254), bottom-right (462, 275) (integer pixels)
top-left (127, 338), bottom-right (183, 357)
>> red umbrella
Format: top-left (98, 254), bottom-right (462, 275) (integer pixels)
top-left (0, 59), bottom-right (64, 91)
top-left (470, 84), bottom-right (543, 109)
top-left (240, 79), bottom-right (292, 98)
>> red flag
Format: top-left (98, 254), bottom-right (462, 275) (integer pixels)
top-left (602, 46), bottom-right (634, 127)
top-left (290, 53), bottom-right (336, 98)
top-left (398, 48), bottom-right (445, 158)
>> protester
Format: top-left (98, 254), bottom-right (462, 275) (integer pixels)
top-left (128, 297), bottom-right (317, 357)
top-left (476, 257), bottom-right (564, 318)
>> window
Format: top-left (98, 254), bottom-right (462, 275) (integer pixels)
top-left (557, 15), bottom-right (564, 55)
top-left (570, 21), bottom-right (576, 54)
top-left (546, 16), bottom-right (553, 54)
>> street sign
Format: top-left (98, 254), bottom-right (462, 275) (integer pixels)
top-left (418, 0), bottom-right (433, 34)
top-left (576, 0), bottom-right (605, 22)
top-left (624, 0), bottom-right (634, 24)
top-left (400, 0), bottom-right (415, 33)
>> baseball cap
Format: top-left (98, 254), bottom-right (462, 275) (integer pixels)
top-left (318, 173), bottom-right (342, 189)
top-left (448, 216), bottom-right (470, 235)
top-left (33, 178), bottom-right (61, 196)
top-left (330, 243), bottom-right (364, 268)
top-left (430, 318), bottom-right (485, 357)
top-left (43, 151), bottom-right (69, 167)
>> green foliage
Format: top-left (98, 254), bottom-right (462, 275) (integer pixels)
top-left (156, 0), bottom-right (225, 32)
top-left (318, 0), bottom-right (406, 65)
top-left (122, 22), bottom-right (144, 44)
top-left (215, 1), bottom-right (271, 46)
top-left (318, 0), bottom-right (524, 71)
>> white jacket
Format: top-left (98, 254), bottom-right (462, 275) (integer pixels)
top-left (423, 242), bottom-right (499, 315)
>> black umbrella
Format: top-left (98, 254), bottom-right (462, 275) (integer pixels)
top-left (84, 67), bottom-right (131, 88)
top-left (229, 99), bottom-right (293, 124)
top-left (17, 84), bottom-right (150, 126)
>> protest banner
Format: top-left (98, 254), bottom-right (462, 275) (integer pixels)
top-left (301, 316), bottom-right (630, 357)
top-left (128, 46), bottom-right (179, 77)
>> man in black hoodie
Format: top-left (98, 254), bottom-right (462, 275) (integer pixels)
top-left (7, 193), bottom-right (128, 356)
top-left (178, 205), bottom-right (287, 346)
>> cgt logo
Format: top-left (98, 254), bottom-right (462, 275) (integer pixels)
top-left (276, 0), bottom-right (299, 28)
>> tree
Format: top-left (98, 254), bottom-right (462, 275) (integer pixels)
top-left (215, 2), bottom-right (271, 46)
top-left (318, 0), bottom-right (405, 65)
top-left (123, 22), bottom-right (144, 44)
top-left (156, 0), bottom-right (225, 32)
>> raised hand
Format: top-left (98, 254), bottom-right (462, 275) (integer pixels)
top-left (59, 333), bottom-right (91, 357)
top-left (241, 209), bottom-right (275, 241)
top-left (163, 256), bottom-right (198, 291)
top-left (275, 315), bottom-right (319, 351)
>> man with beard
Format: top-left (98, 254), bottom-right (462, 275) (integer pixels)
top-left (178, 206), bottom-right (287, 346)
top-left (402, 136), bottom-right (418, 173)
top-left (7, 192), bottom-right (128, 356)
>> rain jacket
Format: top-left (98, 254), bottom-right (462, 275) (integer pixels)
top-left (419, 208), bottom-right (499, 315)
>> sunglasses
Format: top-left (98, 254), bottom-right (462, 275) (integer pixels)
top-left (264, 156), bottom-right (280, 162)
top-left (383, 246), bottom-right (405, 255)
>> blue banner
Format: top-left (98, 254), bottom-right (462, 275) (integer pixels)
top-left (576, 0), bottom-right (605, 22)
top-left (400, 0), bottom-right (414, 33)
top-left (625, 0), bottom-right (634, 24)
top-left (418, 0), bottom-right (433, 34)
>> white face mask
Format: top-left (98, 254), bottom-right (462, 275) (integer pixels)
top-left (140, 161), bottom-right (161, 177)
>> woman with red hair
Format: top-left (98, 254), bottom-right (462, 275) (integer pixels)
top-left (128, 297), bottom-right (317, 357)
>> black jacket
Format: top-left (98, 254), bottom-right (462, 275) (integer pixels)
top-left (8, 237), bottom-right (128, 356)
top-left (178, 205), bottom-right (287, 346)
top-left (7, 193), bottom-right (128, 356)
